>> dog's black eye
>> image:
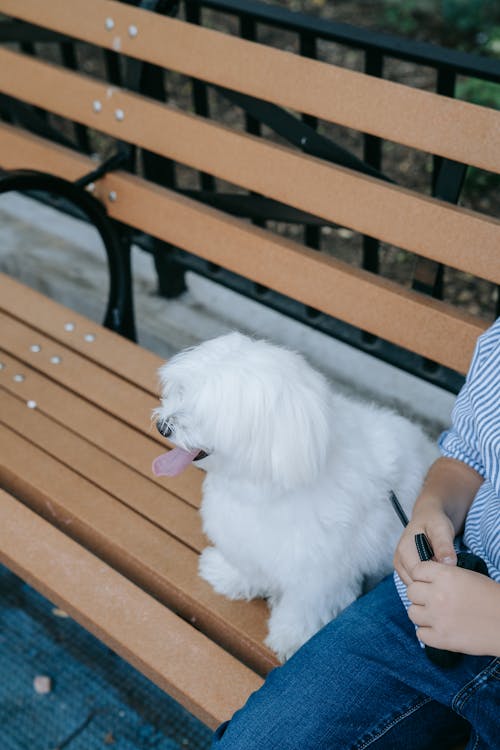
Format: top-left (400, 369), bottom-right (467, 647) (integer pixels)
top-left (157, 420), bottom-right (173, 438)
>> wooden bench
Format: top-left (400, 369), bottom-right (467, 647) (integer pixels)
top-left (0, 0), bottom-right (499, 741)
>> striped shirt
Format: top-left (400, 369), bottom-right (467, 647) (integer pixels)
top-left (395, 317), bottom-right (500, 614)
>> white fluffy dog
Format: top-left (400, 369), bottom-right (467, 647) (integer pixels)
top-left (152, 332), bottom-right (438, 662)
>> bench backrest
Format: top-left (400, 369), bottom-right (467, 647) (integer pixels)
top-left (0, 0), bottom-right (499, 381)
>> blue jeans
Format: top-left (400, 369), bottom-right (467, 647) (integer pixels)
top-left (211, 576), bottom-right (499, 749)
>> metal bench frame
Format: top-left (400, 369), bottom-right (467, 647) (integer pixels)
top-left (1, 0), bottom-right (499, 391)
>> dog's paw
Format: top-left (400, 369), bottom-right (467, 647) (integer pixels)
top-left (264, 601), bottom-right (320, 662)
top-left (264, 623), bottom-right (312, 663)
top-left (198, 547), bottom-right (257, 600)
top-left (264, 630), bottom-right (305, 663)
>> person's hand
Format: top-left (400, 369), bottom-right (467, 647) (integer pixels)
top-left (394, 457), bottom-right (484, 587)
top-left (393, 507), bottom-right (457, 586)
top-left (407, 561), bottom-right (500, 657)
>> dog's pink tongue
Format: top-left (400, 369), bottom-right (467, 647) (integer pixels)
top-left (152, 447), bottom-right (199, 477)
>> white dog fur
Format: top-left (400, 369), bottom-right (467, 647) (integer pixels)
top-left (153, 332), bottom-right (438, 662)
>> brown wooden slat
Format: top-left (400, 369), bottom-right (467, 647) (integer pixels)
top-left (0, 293), bottom-right (205, 511)
top-left (0, 385), bottom-right (204, 548)
top-left (0, 347), bottom-right (203, 510)
top-left (0, 56), bottom-right (500, 287)
top-left (1, 0), bottom-right (499, 172)
top-left (0, 273), bottom-right (160, 396)
top-left (0, 310), bottom-right (154, 432)
top-left (0, 421), bottom-right (276, 675)
top-left (0, 489), bottom-right (263, 728)
top-left (0, 122), bottom-right (91, 178)
top-left (0, 128), bottom-right (491, 374)
top-left (0, 91), bottom-right (498, 289)
top-left (0, 275), bottom-right (204, 507)
top-left (88, 182), bottom-right (490, 376)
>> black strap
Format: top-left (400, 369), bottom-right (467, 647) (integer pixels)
top-left (415, 533), bottom-right (434, 562)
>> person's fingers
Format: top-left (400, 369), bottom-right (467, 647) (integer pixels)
top-left (397, 566), bottom-right (413, 587)
top-left (394, 531), bottom-right (423, 584)
top-left (408, 603), bottom-right (431, 627)
top-left (410, 560), bottom-right (441, 582)
top-left (414, 626), bottom-right (434, 646)
top-left (426, 518), bottom-right (457, 565)
top-left (394, 550), bottom-right (417, 586)
top-left (406, 581), bottom-right (427, 605)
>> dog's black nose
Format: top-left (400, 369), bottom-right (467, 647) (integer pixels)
top-left (156, 420), bottom-right (172, 438)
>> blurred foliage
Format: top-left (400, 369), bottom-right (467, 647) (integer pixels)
top-left (383, 0), bottom-right (500, 195)
top-left (457, 78), bottom-right (500, 110)
top-left (457, 79), bottom-right (500, 195)
top-left (382, 0), bottom-right (500, 54)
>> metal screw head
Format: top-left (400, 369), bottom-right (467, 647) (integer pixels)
top-left (108, 190), bottom-right (117, 202)
top-left (50, 356), bottom-right (62, 365)
top-left (27, 400), bottom-right (37, 409)
top-left (30, 344), bottom-right (41, 353)
top-left (115, 108), bottom-right (125, 122)
top-left (64, 323), bottom-right (75, 332)
top-left (105, 17), bottom-right (115, 30)
top-left (93, 100), bottom-right (102, 113)
top-left (128, 24), bottom-right (138, 38)
top-left (14, 374), bottom-right (25, 382)
top-left (300, 136), bottom-right (308, 146)
top-left (84, 334), bottom-right (96, 343)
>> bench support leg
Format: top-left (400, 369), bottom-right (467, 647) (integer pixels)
top-left (154, 241), bottom-right (187, 299)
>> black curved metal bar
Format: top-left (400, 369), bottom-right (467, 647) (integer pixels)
top-left (0, 169), bottom-right (136, 341)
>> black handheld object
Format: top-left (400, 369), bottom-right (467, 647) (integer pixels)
top-left (389, 492), bottom-right (489, 668)
top-left (413, 531), bottom-right (489, 668)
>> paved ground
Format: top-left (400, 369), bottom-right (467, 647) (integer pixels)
top-left (0, 192), bottom-right (456, 748)
top-left (0, 565), bottom-right (212, 750)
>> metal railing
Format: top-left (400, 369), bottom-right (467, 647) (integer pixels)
top-left (1, 0), bottom-right (499, 391)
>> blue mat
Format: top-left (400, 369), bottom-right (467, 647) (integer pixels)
top-left (0, 564), bottom-right (213, 750)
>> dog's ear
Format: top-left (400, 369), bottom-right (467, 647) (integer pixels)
top-left (157, 358), bottom-right (187, 401)
top-left (260, 374), bottom-right (332, 490)
top-left (157, 360), bottom-right (173, 393)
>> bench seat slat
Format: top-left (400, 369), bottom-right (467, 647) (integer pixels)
top-left (0, 385), bottom-right (204, 548)
top-left (0, 309), bottom-right (154, 433)
top-left (0, 294), bottom-right (204, 512)
top-left (1, 0), bottom-right (499, 173)
top-left (0, 54), bottom-right (499, 287)
top-left (0, 421), bottom-right (276, 676)
top-left (0, 129), bottom-right (490, 376)
top-left (0, 489), bottom-right (263, 728)
top-left (0, 347), bottom-right (203, 510)
top-left (0, 273), bottom-right (160, 395)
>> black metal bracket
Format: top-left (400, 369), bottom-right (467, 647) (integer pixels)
top-left (0, 94), bottom-right (77, 150)
top-left (213, 85), bottom-right (394, 185)
top-left (127, 0), bottom-right (190, 299)
top-left (0, 20), bottom-right (69, 44)
top-left (74, 148), bottom-right (132, 190)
